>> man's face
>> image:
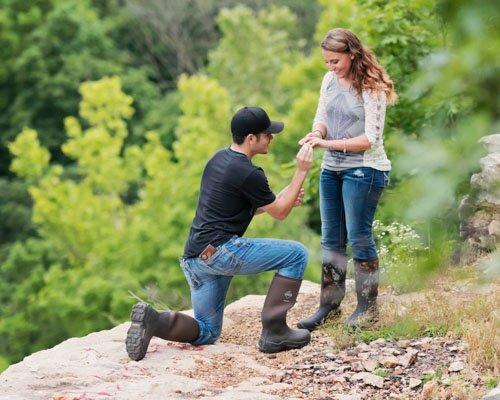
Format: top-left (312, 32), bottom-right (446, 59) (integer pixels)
top-left (250, 132), bottom-right (273, 154)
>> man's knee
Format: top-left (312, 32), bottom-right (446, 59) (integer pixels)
top-left (291, 241), bottom-right (309, 268)
top-left (293, 242), bottom-right (309, 277)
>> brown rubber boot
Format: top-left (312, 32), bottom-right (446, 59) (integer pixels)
top-left (297, 256), bottom-right (347, 331)
top-left (346, 259), bottom-right (379, 328)
top-left (126, 302), bottom-right (199, 361)
top-left (258, 274), bottom-right (311, 353)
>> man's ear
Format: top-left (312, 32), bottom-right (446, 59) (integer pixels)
top-left (245, 133), bottom-right (256, 144)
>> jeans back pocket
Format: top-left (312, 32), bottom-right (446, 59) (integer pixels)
top-left (203, 247), bottom-right (242, 276)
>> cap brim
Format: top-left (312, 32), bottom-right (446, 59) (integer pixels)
top-left (265, 121), bottom-right (284, 134)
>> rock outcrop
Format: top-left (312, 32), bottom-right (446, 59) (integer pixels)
top-left (459, 134), bottom-right (500, 259)
top-left (0, 280), bottom-right (496, 399)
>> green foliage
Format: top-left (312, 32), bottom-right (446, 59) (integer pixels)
top-left (207, 5), bottom-right (301, 108)
top-left (374, 220), bottom-right (429, 292)
top-left (387, 0), bottom-right (499, 273)
top-left (0, 179), bottom-right (34, 246)
top-left (0, 0), bottom-right (167, 175)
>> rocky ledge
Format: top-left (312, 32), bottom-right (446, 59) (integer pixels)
top-left (0, 280), bottom-right (497, 400)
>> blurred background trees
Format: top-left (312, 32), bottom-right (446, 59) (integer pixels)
top-left (0, 0), bottom-right (497, 370)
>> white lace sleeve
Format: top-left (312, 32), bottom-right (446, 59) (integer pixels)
top-left (312, 72), bottom-right (332, 129)
top-left (362, 90), bottom-right (387, 145)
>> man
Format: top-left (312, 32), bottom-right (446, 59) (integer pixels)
top-left (126, 106), bottom-right (313, 361)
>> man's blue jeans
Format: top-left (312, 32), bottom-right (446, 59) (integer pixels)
top-left (179, 236), bottom-right (308, 345)
top-left (320, 167), bottom-right (389, 263)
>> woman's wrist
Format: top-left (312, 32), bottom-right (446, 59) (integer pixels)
top-left (326, 139), bottom-right (347, 152)
top-left (312, 129), bottom-right (323, 138)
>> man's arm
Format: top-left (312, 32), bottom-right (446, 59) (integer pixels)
top-left (259, 144), bottom-right (313, 220)
top-left (255, 186), bottom-right (304, 215)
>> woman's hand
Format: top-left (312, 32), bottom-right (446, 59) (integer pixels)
top-left (302, 136), bottom-right (330, 148)
top-left (298, 131), bottom-right (322, 146)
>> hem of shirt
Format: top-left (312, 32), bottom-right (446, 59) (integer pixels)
top-left (321, 163), bottom-right (391, 172)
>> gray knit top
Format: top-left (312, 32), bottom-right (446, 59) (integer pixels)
top-left (313, 71), bottom-right (391, 171)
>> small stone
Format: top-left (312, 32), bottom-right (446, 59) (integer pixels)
top-left (295, 364), bottom-right (313, 370)
top-left (356, 342), bottom-right (371, 352)
top-left (421, 381), bottom-right (438, 399)
top-left (381, 356), bottom-right (399, 369)
top-left (441, 376), bottom-right (451, 386)
top-left (364, 373), bottom-right (385, 389)
top-left (409, 378), bottom-right (422, 389)
top-left (397, 339), bottom-right (411, 348)
top-left (340, 354), bottom-right (361, 363)
top-left (350, 372), bottom-right (365, 381)
top-left (350, 372), bottom-right (384, 388)
top-left (350, 362), bottom-right (365, 372)
top-left (362, 359), bottom-right (379, 372)
top-left (448, 361), bottom-right (464, 372)
top-left (483, 386), bottom-right (500, 400)
top-left (447, 345), bottom-right (458, 352)
top-left (399, 349), bottom-right (419, 368)
top-left (393, 366), bottom-right (404, 375)
top-left (457, 342), bottom-right (468, 351)
top-left (319, 375), bottom-right (346, 384)
top-left (335, 395), bottom-right (362, 400)
top-left (371, 338), bottom-right (387, 346)
top-left (412, 337), bottom-right (432, 348)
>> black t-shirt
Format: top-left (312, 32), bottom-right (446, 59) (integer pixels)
top-left (183, 148), bottom-right (276, 258)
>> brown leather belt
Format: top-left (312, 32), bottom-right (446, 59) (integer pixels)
top-left (199, 244), bottom-right (217, 260)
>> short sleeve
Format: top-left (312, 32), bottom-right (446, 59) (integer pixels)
top-left (312, 72), bottom-right (333, 129)
top-left (240, 168), bottom-right (276, 208)
top-left (362, 90), bottom-right (387, 145)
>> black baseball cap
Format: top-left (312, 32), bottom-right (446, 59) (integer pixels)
top-left (231, 106), bottom-right (284, 138)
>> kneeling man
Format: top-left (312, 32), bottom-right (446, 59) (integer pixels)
top-left (126, 106), bottom-right (313, 360)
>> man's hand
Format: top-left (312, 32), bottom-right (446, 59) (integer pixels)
top-left (294, 187), bottom-right (305, 207)
top-left (296, 143), bottom-right (313, 172)
top-left (298, 131), bottom-right (322, 146)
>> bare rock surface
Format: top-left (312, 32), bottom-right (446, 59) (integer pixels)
top-left (459, 133), bottom-right (500, 258)
top-left (0, 280), bottom-right (492, 399)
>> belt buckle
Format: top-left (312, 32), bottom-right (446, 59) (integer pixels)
top-left (199, 244), bottom-right (216, 261)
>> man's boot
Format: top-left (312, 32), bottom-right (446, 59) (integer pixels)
top-left (126, 302), bottom-right (199, 361)
top-left (297, 258), bottom-right (347, 331)
top-left (258, 274), bottom-right (311, 353)
top-left (346, 259), bottom-right (379, 328)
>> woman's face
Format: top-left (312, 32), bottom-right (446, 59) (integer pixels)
top-left (321, 48), bottom-right (354, 79)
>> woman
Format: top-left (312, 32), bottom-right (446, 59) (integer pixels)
top-left (298, 28), bottom-right (396, 330)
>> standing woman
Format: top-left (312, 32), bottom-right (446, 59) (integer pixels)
top-left (298, 28), bottom-right (396, 330)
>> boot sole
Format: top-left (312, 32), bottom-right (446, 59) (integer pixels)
top-left (258, 335), bottom-right (311, 354)
top-left (125, 302), bottom-right (156, 361)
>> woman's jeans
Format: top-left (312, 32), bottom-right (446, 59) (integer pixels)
top-left (179, 236), bottom-right (308, 345)
top-left (320, 167), bottom-right (389, 263)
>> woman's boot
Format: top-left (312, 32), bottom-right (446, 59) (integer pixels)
top-left (346, 259), bottom-right (379, 328)
top-left (297, 258), bottom-right (347, 331)
top-left (258, 274), bottom-right (311, 353)
top-left (126, 302), bottom-right (199, 361)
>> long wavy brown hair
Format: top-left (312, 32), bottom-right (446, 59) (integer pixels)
top-left (321, 28), bottom-right (397, 105)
